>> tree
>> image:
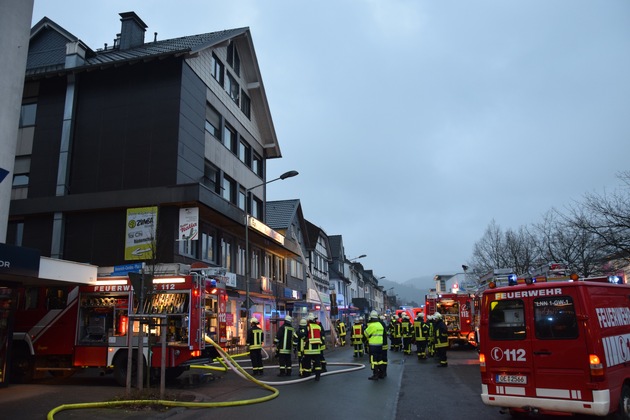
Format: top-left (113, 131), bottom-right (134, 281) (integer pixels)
top-left (566, 171), bottom-right (630, 272)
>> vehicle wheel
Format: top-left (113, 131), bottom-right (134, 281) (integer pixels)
top-left (113, 352), bottom-right (145, 387)
top-left (509, 408), bottom-right (529, 418)
top-left (10, 349), bottom-right (34, 384)
top-left (614, 384), bottom-right (630, 420)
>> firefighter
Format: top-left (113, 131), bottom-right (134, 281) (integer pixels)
top-left (426, 314), bottom-right (436, 357)
top-left (247, 317), bottom-right (264, 376)
top-left (379, 314), bottom-right (389, 378)
top-left (401, 313), bottom-right (413, 355)
top-left (314, 314), bottom-right (327, 372)
top-left (392, 313), bottom-right (402, 352)
top-left (303, 313), bottom-right (323, 381)
top-left (274, 315), bottom-right (295, 377)
top-left (434, 312), bottom-right (449, 367)
top-left (413, 312), bottom-right (429, 360)
top-left (293, 318), bottom-right (308, 377)
top-left (351, 317), bottom-right (364, 357)
top-left (335, 319), bottom-right (347, 346)
top-left (364, 310), bottom-right (386, 380)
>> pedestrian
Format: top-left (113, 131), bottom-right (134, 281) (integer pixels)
top-left (293, 318), bottom-right (308, 377)
top-left (413, 312), bottom-right (429, 360)
top-left (351, 317), bottom-right (364, 357)
top-left (434, 312), bottom-right (449, 367)
top-left (336, 319), bottom-right (347, 346)
top-left (401, 313), bottom-right (413, 355)
top-left (246, 317), bottom-right (264, 376)
top-left (364, 310), bottom-right (386, 380)
top-left (274, 315), bottom-right (295, 377)
top-left (303, 313), bottom-right (323, 381)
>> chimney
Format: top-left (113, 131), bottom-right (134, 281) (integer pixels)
top-left (118, 11), bottom-right (147, 50)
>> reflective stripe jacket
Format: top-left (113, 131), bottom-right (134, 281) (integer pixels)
top-left (247, 325), bottom-right (263, 350)
top-left (274, 322), bottom-right (295, 354)
top-left (364, 320), bottom-right (385, 346)
top-left (304, 322), bottom-right (323, 355)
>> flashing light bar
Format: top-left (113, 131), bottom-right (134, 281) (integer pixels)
top-left (153, 277), bottom-right (186, 284)
top-left (95, 279), bottom-right (128, 286)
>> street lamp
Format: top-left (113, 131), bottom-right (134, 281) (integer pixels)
top-left (349, 254), bottom-right (366, 262)
top-left (244, 170), bottom-right (298, 318)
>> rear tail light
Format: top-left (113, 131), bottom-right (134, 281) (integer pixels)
top-left (479, 352), bottom-right (486, 373)
top-left (589, 354), bottom-right (604, 380)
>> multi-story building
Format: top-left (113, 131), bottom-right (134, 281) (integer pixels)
top-left (327, 235), bottom-right (351, 320)
top-left (304, 220), bottom-right (331, 330)
top-left (7, 11), bottom-right (300, 344)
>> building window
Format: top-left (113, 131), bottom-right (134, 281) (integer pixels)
top-left (226, 72), bottom-right (240, 105)
top-left (264, 254), bottom-right (272, 278)
top-left (179, 237), bottom-right (198, 258)
top-left (201, 231), bottom-right (215, 263)
top-left (227, 41), bottom-right (240, 76)
top-left (251, 196), bottom-right (262, 220)
top-left (238, 187), bottom-right (246, 211)
top-left (221, 238), bottom-right (232, 271)
top-left (12, 174), bottom-right (29, 188)
top-left (223, 124), bottom-right (236, 152)
top-left (237, 245), bottom-right (245, 275)
top-left (251, 250), bottom-right (260, 280)
top-left (240, 90), bottom-right (251, 119)
top-left (252, 153), bottom-right (263, 177)
top-left (203, 160), bottom-right (219, 194)
top-left (205, 103), bottom-right (221, 138)
top-left (19, 103), bottom-right (37, 127)
top-left (238, 140), bottom-right (249, 165)
top-left (211, 53), bottom-right (224, 87)
top-left (222, 175), bottom-right (235, 203)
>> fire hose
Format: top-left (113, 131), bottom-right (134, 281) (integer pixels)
top-left (47, 335), bottom-right (365, 419)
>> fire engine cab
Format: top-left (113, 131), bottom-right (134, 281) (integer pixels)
top-left (479, 272), bottom-right (630, 418)
top-left (425, 291), bottom-right (475, 348)
top-left (10, 266), bottom-right (222, 386)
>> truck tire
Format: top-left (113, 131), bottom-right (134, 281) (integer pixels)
top-left (615, 384), bottom-right (630, 420)
top-left (10, 344), bottom-right (34, 384)
top-left (112, 351), bottom-right (145, 387)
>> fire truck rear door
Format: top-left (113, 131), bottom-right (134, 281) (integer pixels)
top-left (530, 287), bottom-right (591, 402)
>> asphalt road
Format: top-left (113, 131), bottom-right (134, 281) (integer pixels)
top-left (0, 345), bottom-right (606, 419)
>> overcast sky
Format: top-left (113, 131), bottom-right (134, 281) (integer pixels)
top-left (32, 1), bottom-right (630, 287)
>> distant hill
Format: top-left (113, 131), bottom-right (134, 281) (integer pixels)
top-left (380, 275), bottom-right (437, 308)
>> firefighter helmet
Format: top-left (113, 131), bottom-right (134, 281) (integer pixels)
top-left (416, 313), bottom-right (424, 320)
top-left (369, 310), bottom-right (379, 319)
top-left (250, 317), bottom-right (259, 324)
top-left (434, 312), bottom-right (442, 320)
top-left (300, 318), bottom-right (307, 326)
top-left (307, 313), bottom-right (315, 321)
top-left (284, 315), bottom-right (293, 323)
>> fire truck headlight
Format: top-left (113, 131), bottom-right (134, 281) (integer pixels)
top-left (174, 350), bottom-right (181, 357)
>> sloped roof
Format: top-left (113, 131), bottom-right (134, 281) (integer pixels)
top-left (27, 16), bottom-right (247, 75)
top-left (26, 13), bottom-right (281, 158)
top-left (266, 199), bottom-right (300, 230)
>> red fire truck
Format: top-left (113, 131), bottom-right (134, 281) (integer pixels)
top-left (479, 273), bottom-right (630, 417)
top-left (10, 269), bottom-right (222, 385)
top-left (425, 291), bottom-right (475, 348)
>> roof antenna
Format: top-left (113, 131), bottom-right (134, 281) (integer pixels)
top-left (154, 32), bottom-right (158, 42)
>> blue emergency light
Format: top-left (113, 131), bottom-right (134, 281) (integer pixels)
top-left (508, 274), bottom-right (517, 286)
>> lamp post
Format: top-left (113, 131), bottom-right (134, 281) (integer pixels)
top-left (244, 170), bottom-right (298, 319)
top-left (348, 254), bottom-right (366, 262)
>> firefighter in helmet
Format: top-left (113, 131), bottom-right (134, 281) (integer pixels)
top-left (364, 310), bottom-right (387, 380)
top-left (247, 317), bottom-right (264, 376)
top-left (303, 313), bottom-right (323, 381)
top-left (293, 318), bottom-right (308, 377)
top-left (335, 319), bottom-right (347, 346)
top-left (351, 317), bottom-right (365, 357)
top-left (401, 312), bottom-right (413, 355)
top-left (274, 315), bottom-right (295, 377)
top-left (434, 312), bottom-right (449, 367)
top-left (426, 314), bottom-right (436, 357)
top-left (414, 312), bottom-right (429, 360)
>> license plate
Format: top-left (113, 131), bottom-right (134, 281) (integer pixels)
top-left (496, 374), bottom-right (527, 385)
